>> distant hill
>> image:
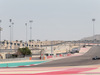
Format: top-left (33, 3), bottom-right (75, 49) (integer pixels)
top-left (81, 34), bottom-right (100, 40)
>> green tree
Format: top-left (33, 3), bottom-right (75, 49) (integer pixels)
top-left (17, 47), bottom-right (32, 56)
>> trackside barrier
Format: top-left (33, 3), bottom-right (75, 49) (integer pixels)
top-left (47, 56), bottom-right (52, 59)
top-left (40, 53), bottom-right (72, 60)
top-left (56, 54), bottom-right (71, 57)
top-left (29, 57), bottom-right (32, 60)
top-left (67, 54), bottom-right (71, 56)
top-left (40, 56), bottom-right (47, 60)
top-left (56, 55), bottom-right (57, 57)
top-left (44, 56), bottom-right (45, 60)
top-left (56, 54), bottom-right (65, 57)
top-left (59, 54), bottom-right (62, 57)
top-left (63, 54), bottom-right (66, 57)
top-left (56, 55), bottom-right (59, 57)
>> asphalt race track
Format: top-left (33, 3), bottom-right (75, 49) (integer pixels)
top-left (33, 46), bottom-right (100, 67)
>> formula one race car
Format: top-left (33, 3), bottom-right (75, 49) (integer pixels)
top-left (92, 56), bottom-right (100, 60)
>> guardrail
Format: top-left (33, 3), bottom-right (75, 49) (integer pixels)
top-left (0, 57), bottom-right (29, 62)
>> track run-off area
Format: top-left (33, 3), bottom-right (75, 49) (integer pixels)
top-left (0, 46), bottom-right (100, 75)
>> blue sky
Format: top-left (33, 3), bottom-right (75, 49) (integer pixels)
top-left (0, 0), bottom-right (100, 41)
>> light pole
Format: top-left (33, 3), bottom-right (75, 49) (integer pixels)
top-left (9, 19), bottom-right (12, 51)
top-left (9, 25), bottom-right (11, 50)
top-left (25, 23), bottom-right (27, 47)
top-left (12, 22), bottom-right (14, 41)
top-left (29, 20), bottom-right (33, 41)
top-left (92, 18), bottom-right (95, 44)
top-left (29, 20), bottom-right (33, 48)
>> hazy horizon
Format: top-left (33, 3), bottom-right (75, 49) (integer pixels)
top-left (0, 0), bottom-right (100, 41)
